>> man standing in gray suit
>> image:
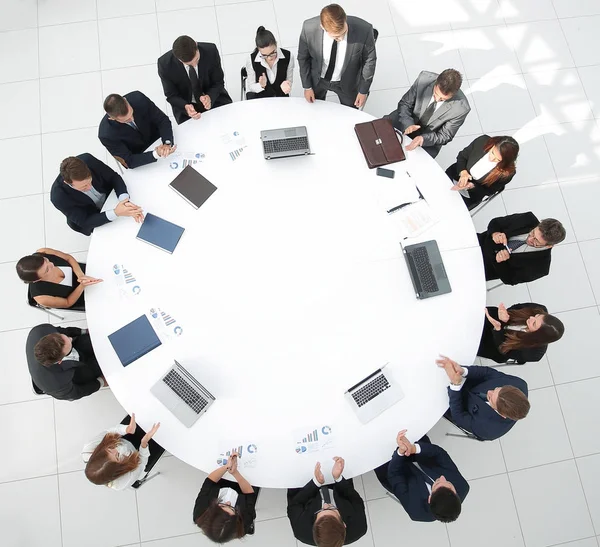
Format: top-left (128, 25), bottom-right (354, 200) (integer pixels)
top-left (298, 4), bottom-right (376, 109)
top-left (387, 69), bottom-right (470, 158)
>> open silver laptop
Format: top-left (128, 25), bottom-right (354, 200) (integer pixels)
top-left (150, 360), bottom-right (215, 428)
top-left (345, 363), bottom-right (404, 424)
top-left (261, 126), bottom-right (311, 159)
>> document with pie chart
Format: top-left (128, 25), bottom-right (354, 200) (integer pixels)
top-left (216, 442), bottom-right (259, 469)
top-left (294, 425), bottom-right (336, 455)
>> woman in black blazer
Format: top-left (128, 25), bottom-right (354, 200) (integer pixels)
top-left (16, 248), bottom-right (102, 310)
top-left (478, 302), bottom-right (564, 363)
top-left (194, 452), bottom-right (259, 543)
top-left (446, 135), bottom-right (519, 209)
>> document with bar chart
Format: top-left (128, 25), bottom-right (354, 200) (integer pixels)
top-left (220, 130), bottom-right (247, 162)
top-left (148, 306), bottom-right (183, 341)
top-left (112, 263), bottom-right (142, 299)
top-left (216, 442), bottom-right (259, 469)
top-left (294, 425), bottom-right (335, 455)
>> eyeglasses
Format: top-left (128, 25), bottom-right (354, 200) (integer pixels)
top-left (260, 50), bottom-right (278, 59)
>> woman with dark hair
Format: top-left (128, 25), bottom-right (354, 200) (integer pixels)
top-left (446, 135), bottom-right (519, 209)
top-left (16, 247), bottom-right (102, 310)
top-left (478, 302), bottom-right (564, 363)
top-left (194, 452), bottom-right (259, 542)
top-left (245, 26), bottom-right (294, 99)
top-left (82, 414), bottom-right (160, 490)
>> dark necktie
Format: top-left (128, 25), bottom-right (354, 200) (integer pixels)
top-left (419, 101), bottom-right (437, 127)
top-left (320, 486), bottom-right (332, 504)
top-left (126, 120), bottom-right (138, 131)
top-left (506, 238), bottom-right (526, 252)
top-left (188, 65), bottom-right (201, 102)
top-left (323, 39), bottom-right (338, 82)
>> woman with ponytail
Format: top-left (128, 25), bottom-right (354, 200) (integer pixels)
top-left (445, 135), bottom-right (519, 209)
top-left (478, 302), bottom-right (564, 364)
top-left (245, 26), bottom-right (294, 99)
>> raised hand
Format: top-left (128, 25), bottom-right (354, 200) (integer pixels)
top-left (332, 456), bottom-right (345, 480)
top-left (314, 462), bottom-right (325, 485)
top-left (140, 422), bottom-right (160, 448)
top-left (125, 413), bottom-right (136, 435)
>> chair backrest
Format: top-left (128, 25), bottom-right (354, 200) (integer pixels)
top-left (31, 379), bottom-right (45, 396)
top-left (373, 28), bottom-right (379, 42)
top-left (469, 190), bottom-right (501, 217)
top-left (240, 66), bottom-right (248, 101)
top-left (443, 414), bottom-right (484, 441)
top-left (112, 155), bottom-right (128, 174)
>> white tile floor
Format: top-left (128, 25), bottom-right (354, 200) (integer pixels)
top-left (1, 0), bottom-right (599, 546)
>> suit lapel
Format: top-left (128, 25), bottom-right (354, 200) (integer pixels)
top-left (418, 82), bottom-right (435, 118)
top-left (428, 100), bottom-right (452, 124)
top-left (339, 24), bottom-right (355, 77)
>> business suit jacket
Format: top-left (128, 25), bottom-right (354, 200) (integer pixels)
top-left (50, 153), bottom-right (128, 236)
top-left (387, 70), bottom-right (471, 158)
top-left (157, 42), bottom-right (232, 125)
top-left (478, 303), bottom-right (549, 363)
top-left (297, 15), bottom-right (377, 96)
top-left (387, 437), bottom-right (469, 522)
top-left (448, 365), bottom-right (528, 441)
top-left (26, 324), bottom-right (102, 401)
top-left (287, 478), bottom-right (367, 545)
top-left (446, 134), bottom-right (515, 205)
top-left (478, 211), bottom-right (551, 284)
top-left (98, 90), bottom-right (174, 169)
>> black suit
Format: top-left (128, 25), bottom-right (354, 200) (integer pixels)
top-left (448, 366), bottom-right (528, 441)
top-left (446, 134), bottom-right (515, 208)
top-left (157, 42), bottom-right (232, 125)
top-left (287, 478), bottom-right (367, 545)
top-left (478, 303), bottom-right (549, 363)
top-left (98, 90), bottom-right (174, 169)
top-left (26, 324), bottom-right (102, 401)
top-left (50, 153), bottom-right (129, 236)
top-left (374, 436), bottom-right (469, 522)
top-left (478, 212), bottom-right (551, 284)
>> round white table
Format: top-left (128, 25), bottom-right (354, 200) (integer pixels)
top-left (87, 98), bottom-right (485, 488)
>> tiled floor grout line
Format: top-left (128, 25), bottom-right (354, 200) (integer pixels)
top-left (51, 397), bottom-right (65, 547)
top-left (498, 440), bottom-right (527, 546)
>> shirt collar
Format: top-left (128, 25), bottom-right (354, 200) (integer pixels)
top-left (254, 47), bottom-right (285, 64)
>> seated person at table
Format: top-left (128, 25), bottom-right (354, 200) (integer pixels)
top-left (50, 154), bottom-right (144, 236)
top-left (386, 69), bottom-right (470, 158)
top-left (194, 452), bottom-right (259, 542)
top-left (374, 430), bottom-right (469, 522)
top-left (82, 414), bottom-right (160, 490)
top-left (287, 457), bottom-right (367, 546)
top-left (245, 26), bottom-right (294, 100)
top-left (437, 355), bottom-right (530, 441)
top-left (16, 248), bottom-right (102, 311)
top-left (480, 302), bottom-right (564, 363)
top-left (158, 35), bottom-right (232, 125)
top-left (446, 135), bottom-right (519, 209)
top-left (478, 213), bottom-right (566, 285)
top-left (99, 91), bottom-right (176, 169)
top-left (26, 323), bottom-right (106, 401)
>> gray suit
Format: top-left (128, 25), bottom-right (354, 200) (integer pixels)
top-left (387, 70), bottom-right (471, 158)
top-left (297, 15), bottom-right (376, 107)
top-left (26, 324), bottom-right (102, 401)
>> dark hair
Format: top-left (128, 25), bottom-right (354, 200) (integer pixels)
top-left (482, 136), bottom-right (519, 185)
top-left (16, 254), bottom-right (45, 283)
top-left (436, 69), bottom-right (463, 96)
top-left (85, 432), bottom-right (140, 485)
top-left (320, 4), bottom-right (347, 33)
top-left (255, 26), bottom-right (276, 49)
top-left (172, 35), bottom-right (198, 62)
top-left (538, 218), bottom-right (566, 245)
top-left (497, 385), bottom-right (530, 420)
top-left (60, 156), bottom-right (91, 184)
top-left (195, 501), bottom-right (245, 542)
top-left (500, 305), bottom-right (564, 353)
top-left (34, 333), bottom-right (66, 366)
top-left (429, 486), bottom-right (462, 523)
top-left (103, 93), bottom-right (129, 117)
top-left (312, 513), bottom-right (346, 547)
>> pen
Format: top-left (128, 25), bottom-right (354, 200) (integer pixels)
top-left (504, 244), bottom-right (512, 254)
top-left (387, 202), bottom-right (411, 214)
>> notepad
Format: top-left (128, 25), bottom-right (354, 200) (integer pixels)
top-left (136, 213), bottom-right (185, 254)
top-left (169, 165), bottom-right (217, 209)
top-left (108, 315), bottom-right (162, 367)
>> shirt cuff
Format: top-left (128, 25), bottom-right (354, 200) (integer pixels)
top-left (449, 379), bottom-right (466, 391)
top-left (105, 209), bottom-right (117, 222)
top-left (117, 193), bottom-right (129, 201)
top-left (414, 443), bottom-right (421, 454)
top-left (313, 477), bottom-right (323, 487)
top-left (334, 475), bottom-right (343, 483)
top-left (97, 377), bottom-right (105, 388)
top-left (139, 443), bottom-right (151, 457)
top-left (152, 149), bottom-right (160, 160)
top-left (116, 424), bottom-right (128, 436)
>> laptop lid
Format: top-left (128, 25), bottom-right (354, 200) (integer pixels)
top-left (403, 240), bottom-right (451, 299)
top-left (108, 315), bottom-right (161, 366)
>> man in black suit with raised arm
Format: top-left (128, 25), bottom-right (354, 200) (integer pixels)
top-left (478, 212), bottom-right (566, 285)
top-left (437, 355), bottom-right (530, 441)
top-left (374, 430), bottom-right (469, 523)
top-left (287, 457), bottom-right (367, 546)
top-left (98, 91), bottom-right (176, 169)
top-left (157, 35), bottom-right (232, 125)
top-left (26, 324), bottom-right (106, 401)
top-left (50, 154), bottom-right (144, 236)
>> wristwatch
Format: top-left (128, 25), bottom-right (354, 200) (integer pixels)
top-left (164, 140), bottom-right (171, 145)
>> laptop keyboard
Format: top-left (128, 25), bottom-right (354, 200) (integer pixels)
top-left (263, 136), bottom-right (309, 154)
top-left (351, 374), bottom-right (391, 407)
top-left (410, 246), bottom-right (439, 293)
top-left (163, 370), bottom-right (209, 414)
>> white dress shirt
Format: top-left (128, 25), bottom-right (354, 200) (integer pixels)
top-left (245, 48), bottom-right (294, 93)
top-left (508, 233), bottom-right (549, 253)
top-left (470, 154), bottom-right (497, 180)
top-left (320, 32), bottom-right (347, 82)
top-left (426, 94), bottom-right (445, 112)
top-left (57, 266), bottom-right (73, 287)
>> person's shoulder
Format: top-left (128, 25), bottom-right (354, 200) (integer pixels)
top-left (414, 70), bottom-right (438, 86)
top-left (302, 16), bottom-right (321, 31)
top-left (27, 323), bottom-right (56, 343)
top-left (158, 49), bottom-right (175, 68)
top-left (125, 90), bottom-right (149, 105)
top-left (98, 113), bottom-right (112, 136)
top-left (347, 15), bottom-right (373, 30)
top-left (198, 42), bottom-right (218, 54)
top-left (450, 88), bottom-right (471, 110)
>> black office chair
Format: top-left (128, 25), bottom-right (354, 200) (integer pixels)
top-left (240, 67), bottom-right (248, 101)
top-left (491, 358), bottom-right (523, 368)
top-left (119, 416), bottom-right (166, 489)
top-left (31, 379), bottom-right (45, 396)
top-left (27, 285), bottom-right (86, 320)
top-left (443, 411), bottom-right (485, 442)
top-left (469, 189), bottom-right (502, 217)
